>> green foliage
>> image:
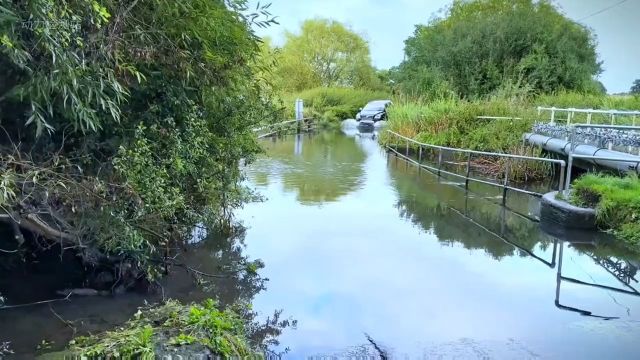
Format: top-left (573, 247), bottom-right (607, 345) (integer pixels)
top-left (71, 300), bottom-right (257, 358)
top-left (385, 97), bottom-right (536, 152)
top-left (395, 0), bottom-right (601, 98)
top-left (272, 19), bottom-right (380, 92)
top-left (630, 79), bottom-right (640, 95)
top-left (284, 87), bottom-right (389, 122)
top-left (0, 0), bottom-right (279, 277)
top-left (571, 173), bottom-right (640, 252)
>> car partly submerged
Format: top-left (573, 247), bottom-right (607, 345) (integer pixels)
top-left (356, 100), bottom-right (392, 123)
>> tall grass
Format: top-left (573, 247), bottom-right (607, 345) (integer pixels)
top-left (571, 173), bottom-right (640, 252)
top-left (283, 87), bottom-right (390, 123)
top-left (385, 97), bottom-right (537, 152)
top-left (386, 92), bottom-right (640, 151)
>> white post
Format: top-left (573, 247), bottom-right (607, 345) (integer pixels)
top-left (587, 113), bottom-right (592, 125)
top-left (295, 99), bottom-right (304, 121)
top-left (550, 108), bottom-right (556, 124)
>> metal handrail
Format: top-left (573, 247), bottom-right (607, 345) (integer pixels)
top-left (253, 120), bottom-right (298, 133)
top-left (537, 107), bottom-right (640, 116)
top-left (476, 116), bottom-right (522, 120)
top-left (255, 118), bottom-right (314, 139)
top-left (387, 131), bottom-right (566, 165)
top-left (537, 107), bottom-right (640, 126)
top-left (386, 130), bottom-right (567, 208)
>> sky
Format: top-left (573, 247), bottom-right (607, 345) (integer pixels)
top-left (252, 0), bottom-right (640, 94)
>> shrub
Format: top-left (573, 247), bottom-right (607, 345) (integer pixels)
top-left (571, 173), bottom-right (640, 252)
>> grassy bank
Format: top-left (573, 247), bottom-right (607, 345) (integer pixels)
top-left (570, 174), bottom-right (640, 252)
top-left (384, 97), bottom-right (536, 152)
top-left (283, 87), bottom-right (389, 125)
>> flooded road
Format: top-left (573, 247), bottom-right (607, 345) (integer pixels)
top-left (239, 131), bottom-right (640, 359)
top-left (1, 130), bottom-right (640, 358)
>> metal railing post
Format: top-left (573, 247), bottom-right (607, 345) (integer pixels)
top-left (558, 163), bottom-right (566, 193)
top-left (502, 159), bottom-right (510, 206)
top-left (418, 145), bottom-right (423, 163)
top-left (564, 126), bottom-right (576, 196)
top-left (465, 152), bottom-right (472, 189)
top-left (406, 139), bottom-right (409, 157)
top-left (551, 108), bottom-right (556, 124)
top-left (437, 148), bottom-right (443, 176)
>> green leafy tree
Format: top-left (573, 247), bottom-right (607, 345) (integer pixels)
top-left (0, 0), bottom-right (280, 280)
top-left (631, 79), bottom-right (640, 95)
top-left (396, 0), bottom-right (602, 98)
top-left (273, 19), bottom-right (378, 91)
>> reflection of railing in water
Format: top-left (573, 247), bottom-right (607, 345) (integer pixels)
top-left (586, 254), bottom-right (639, 287)
top-left (385, 130), bottom-right (566, 209)
top-left (452, 197), bottom-right (557, 268)
top-left (555, 241), bottom-right (640, 320)
top-left (393, 157), bottom-right (639, 319)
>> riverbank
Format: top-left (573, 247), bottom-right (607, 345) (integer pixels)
top-left (569, 173), bottom-right (640, 253)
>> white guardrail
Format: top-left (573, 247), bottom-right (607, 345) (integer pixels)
top-left (538, 107), bottom-right (640, 126)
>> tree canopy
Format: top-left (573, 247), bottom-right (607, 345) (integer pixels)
top-left (0, 0), bottom-right (279, 280)
top-left (631, 79), bottom-right (640, 95)
top-left (272, 19), bottom-right (379, 92)
top-left (393, 0), bottom-right (603, 98)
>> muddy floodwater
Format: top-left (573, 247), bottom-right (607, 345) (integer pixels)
top-left (2, 130), bottom-right (640, 359)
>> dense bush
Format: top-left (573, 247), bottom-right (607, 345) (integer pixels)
top-left (0, 0), bottom-right (279, 279)
top-left (571, 174), bottom-right (640, 252)
top-left (394, 0), bottom-right (602, 98)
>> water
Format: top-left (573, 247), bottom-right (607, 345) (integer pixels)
top-left (1, 130), bottom-right (640, 359)
top-left (239, 131), bottom-right (640, 359)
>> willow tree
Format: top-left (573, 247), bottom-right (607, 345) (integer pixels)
top-left (395, 0), bottom-right (602, 98)
top-left (0, 0), bottom-right (279, 283)
top-left (274, 19), bottom-right (378, 91)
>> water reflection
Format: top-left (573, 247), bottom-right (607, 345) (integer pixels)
top-left (390, 157), bottom-right (555, 260)
top-left (248, 132), bottom-right (366, 204)
top-left (241, 131), bottom-right (640, 359)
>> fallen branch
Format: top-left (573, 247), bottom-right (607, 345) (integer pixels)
top-left (18, 213), bottom-right (77, 244)
top-left (50, 304), bottom-right (77, 337)
top-left (0, 292), bottom-right (72, 310)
